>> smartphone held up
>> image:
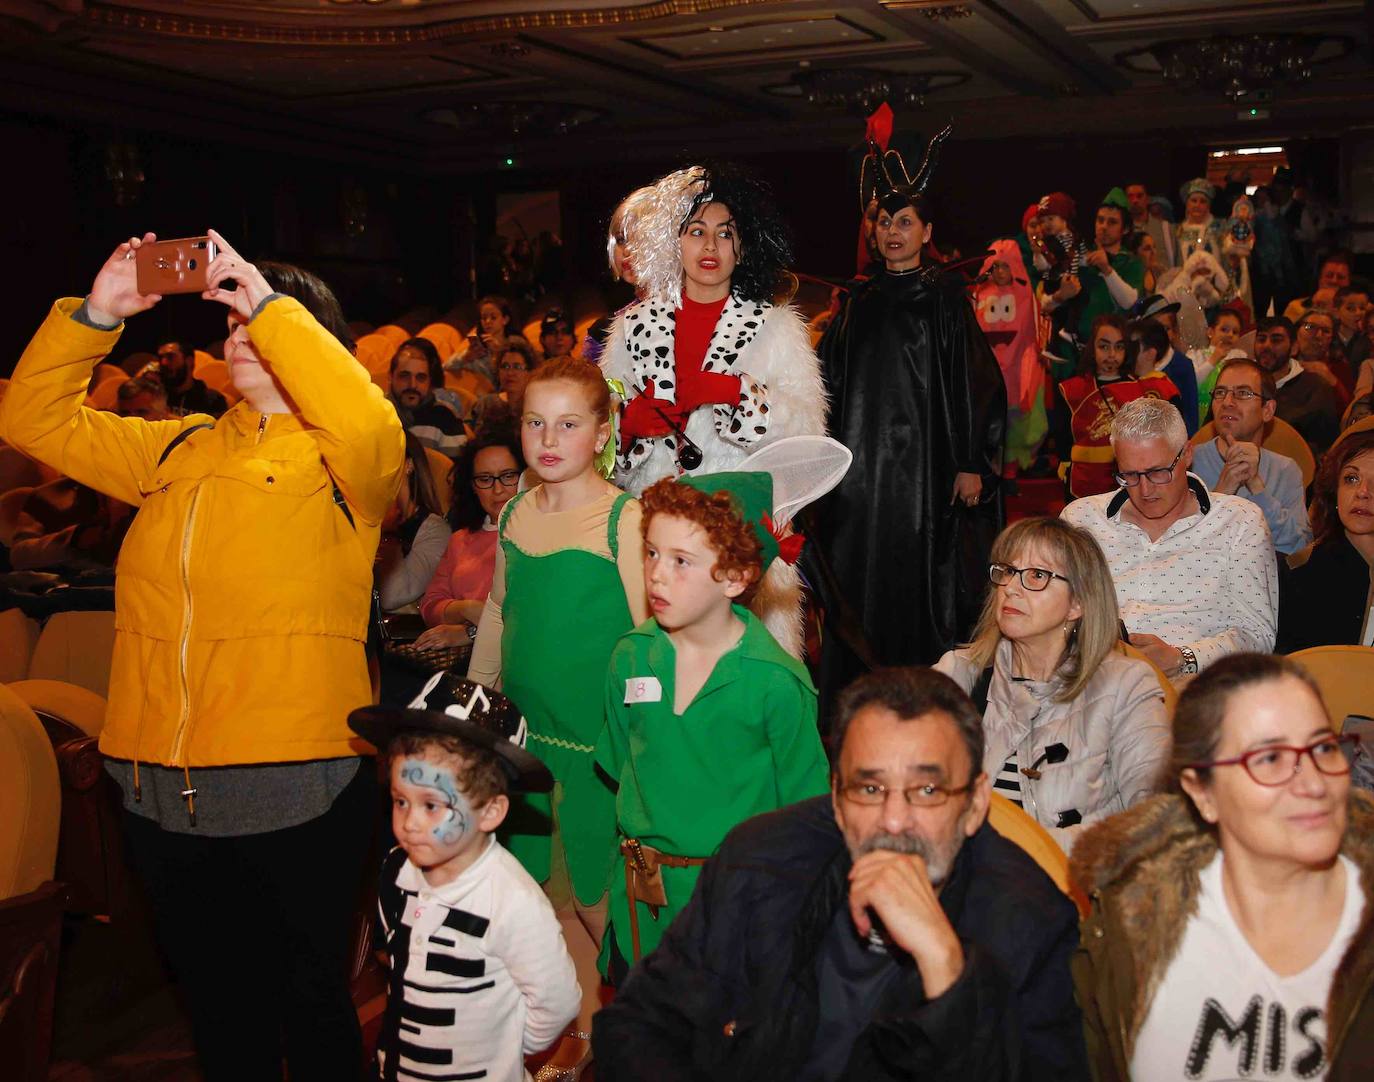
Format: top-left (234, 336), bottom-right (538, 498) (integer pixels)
top-left (135, 235), bottom-right (219, 295)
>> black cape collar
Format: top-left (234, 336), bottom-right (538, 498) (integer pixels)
top-left (1106, 473), bottom-right (1212, 520)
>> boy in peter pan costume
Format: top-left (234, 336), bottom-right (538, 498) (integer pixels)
top-left (594, 463), bottom-right (834, 979)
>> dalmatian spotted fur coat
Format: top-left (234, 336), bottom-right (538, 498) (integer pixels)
top-left (600, 293), bottom-right (828, 655)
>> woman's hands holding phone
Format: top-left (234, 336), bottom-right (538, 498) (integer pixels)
top-left (202, 229), bottom-right (273, 320)
top-left (88, 233), bottom-right (163, 326)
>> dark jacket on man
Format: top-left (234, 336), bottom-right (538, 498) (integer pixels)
top-left (593, 796), bottom-right (1087, 1082)
top-left (166, 376), bottom-right (228, 418)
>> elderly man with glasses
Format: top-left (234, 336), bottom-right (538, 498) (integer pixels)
top-left (1190, 358), bottom-right (1312, 554)
top-left (1061, 396), bottom-right (1276, 680)
top-left (596, 668), bottom-right (1088, 1082)
top-left (593, 666), bottom-right (1087, 1082)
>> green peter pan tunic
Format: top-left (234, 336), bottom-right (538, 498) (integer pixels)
top-left (498, 488), bottom-right (635, 906)
top-left (594, 606), bottom-right (830, 961)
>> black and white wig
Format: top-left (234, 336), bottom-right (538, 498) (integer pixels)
top-left (628, 161), bottom-right (793, 308)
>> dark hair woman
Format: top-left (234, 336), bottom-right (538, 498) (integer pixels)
top-left (1277, 419), bottom-right (1374, 651)
top-left (377, 430), bottom-right (453, 613)
top-left (415, 425), bottom-right (526, 652)
top-left (1072, 653), bottom-right (1374, 1080)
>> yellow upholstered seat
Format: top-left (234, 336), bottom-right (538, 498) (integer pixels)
top-left (1191, 416), bottom-right (1316, 489)
top-left (0, 684), bottom-right (58, 900)
top-left (1287, 645), bottom-right (1374, 728)
top-left (355, 333), bottom-right (397, 391)
top-left (987, 793), bottom-right (1089, 918)
top-left (419, 322), bottom-right (464, 362)
top-left (1117, 641), bottom-right (1179, 717)
top-left (29, 611), bottom-right (116, 699)
top-left (425, 446), bottom-right (455, 515)
top-left (0, 609), bottom-right (41, 685)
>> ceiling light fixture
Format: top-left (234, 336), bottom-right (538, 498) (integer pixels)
top-left (1116, 34), bottom-right (1353, 103)
top-left (770, 67), bottom-right (969, 114)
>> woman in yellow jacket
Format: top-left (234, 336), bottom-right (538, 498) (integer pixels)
top-left (0, 230), bottom-right (404, 1082)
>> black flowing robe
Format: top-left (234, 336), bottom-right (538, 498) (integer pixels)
top-left (813, 266), bottom-right (1006, 705)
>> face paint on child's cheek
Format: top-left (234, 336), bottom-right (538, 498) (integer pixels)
top-left (399, 759), bottom-right (473, 847)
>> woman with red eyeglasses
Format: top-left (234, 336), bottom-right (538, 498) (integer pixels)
top-left (1071, 653), bottom-right (1374, 1080)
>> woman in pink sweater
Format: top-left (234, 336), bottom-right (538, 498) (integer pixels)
top-left (416, 426), bottom-right (525, 650)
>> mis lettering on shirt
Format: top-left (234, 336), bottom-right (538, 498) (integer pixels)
top-left (625, 676), bottom-right (663, 704)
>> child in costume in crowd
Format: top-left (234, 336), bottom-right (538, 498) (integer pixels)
top-left (1055, 313), bottom-right (1181, 498)
top-left (599, 162), bottom-right (826, 655)
top-left (595, 471), bottom-right (829, 978)
top-left (349, 675), bottom-right (579, 1082)
top-left (468, 356), bottom-right (648, 1079)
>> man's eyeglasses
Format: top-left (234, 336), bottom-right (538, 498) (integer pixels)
top-left (1300, 322), bottom-right (1333, 336)
top-left (498, 361), bottom-right (530, 373)
top-left (473, 469), bottom-right (521, 490)
top-left (838, 779), bottom-right (976, 808)
top-left (1210, 387), bottom-right (1265, 403)
top-left (1188, 735), bottom-right (1358, 787)
top-left (1113, 443), bottom-right (1187, 488)
top-left (988, 563), bottom-right (1071, 592)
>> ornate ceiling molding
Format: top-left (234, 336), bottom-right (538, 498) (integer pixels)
top-left (75, 0), bottom-right (796, 45)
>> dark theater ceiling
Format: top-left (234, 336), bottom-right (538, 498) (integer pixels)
top-left (3, 0), bottom-right (1371, 170)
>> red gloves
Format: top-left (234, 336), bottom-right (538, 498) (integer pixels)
top-left (618, 373), bottom-right (744, 444)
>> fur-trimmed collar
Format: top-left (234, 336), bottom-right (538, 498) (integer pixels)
top-left (1071, 791), bottom-right (1374, 1060)
top-left (619, 293), bottom-right (772, 405)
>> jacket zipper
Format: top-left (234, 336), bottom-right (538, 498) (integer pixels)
top-left (169, 481), bottom-right (203, 822)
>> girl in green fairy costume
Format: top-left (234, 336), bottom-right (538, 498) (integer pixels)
top-left (468, 356), bottom-right (648, 1079)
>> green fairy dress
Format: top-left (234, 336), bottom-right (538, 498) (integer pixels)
top-left (497, 487), bottom-right (635, 906)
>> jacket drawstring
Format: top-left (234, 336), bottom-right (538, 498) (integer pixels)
top-left (181, 765), bottom-right (197, 827)
top-left (132, 757), bottom-right (142, 803)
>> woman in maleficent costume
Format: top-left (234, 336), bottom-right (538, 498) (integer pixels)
top-left (600, 163), bottom-right (826, 654)
top-left (814, 126), bottom-right (1006, 707)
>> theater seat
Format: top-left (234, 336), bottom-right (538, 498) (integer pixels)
top-left (355, 333), bottom-right (397, 391)
top-left (7, 679), bottom-right (121, 918)
top-left (424, 446), bottom-right (454, 515)
top-left (1117, 641), bottom-right (1178, 717)
top-left (1287, 645), bottom-right (1374, 728)
top-left (987, 793), bottom-right (1089, 919)
top-left (0, 608), bottom-right (40, 684)
top-left (419, 322), bottom-right (464, 362)
top-left (374, 324), bottom-right (409, 349)
top-left (1191, 416), bottom-right (1315, 489)
top-left (0, 683), bottom-right (65, 1081)
top-left (29, 610), bottom-right (117, 698)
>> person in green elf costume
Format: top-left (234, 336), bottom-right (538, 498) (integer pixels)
top-left (595, 468), bottom-right (830, 979)
top-left (1046, 187), bottom-right (1147, 381)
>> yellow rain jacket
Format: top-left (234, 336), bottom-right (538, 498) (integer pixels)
top-left (0, 296), bottom-right (405, 768)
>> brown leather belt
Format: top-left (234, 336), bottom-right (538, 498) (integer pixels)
top-left (620, 838), bottom-right (708, 961)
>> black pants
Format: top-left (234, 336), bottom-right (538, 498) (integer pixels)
top-left (122, 765), bottom-right (376, 1082)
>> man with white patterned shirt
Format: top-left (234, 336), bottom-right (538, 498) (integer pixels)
top-left (1061, 397), bottom-right (1276, 681)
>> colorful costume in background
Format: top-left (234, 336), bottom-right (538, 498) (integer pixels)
top-left (974, 239), bottom-right (1048, 471)
top-left (1058, 373), bottom-right (1181, 498)
top-left (816, 127), bottom-right (1006, 702)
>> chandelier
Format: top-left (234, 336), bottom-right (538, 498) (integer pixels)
top-left (422, 102), bottom-right (604, 139)
top-left (1116, 34), bottom-right (1353, 103)
top-left (773, 68), bottom-right (968, 115)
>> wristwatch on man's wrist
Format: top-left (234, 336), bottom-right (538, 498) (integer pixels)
top-left (1177, 646), bottom-right (1199, 675)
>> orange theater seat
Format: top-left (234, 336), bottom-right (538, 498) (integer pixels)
top-left (987, 793), bottom-right (1090, 919)
top-left (419, 322), bottom-right (464, 363)
top-left (356, 333), bottom-right (398, 391)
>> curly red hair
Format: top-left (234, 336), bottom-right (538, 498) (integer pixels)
top-left (640, 478), bottom-right (763, 604)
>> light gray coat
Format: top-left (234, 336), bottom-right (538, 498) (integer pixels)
top-left (936, 641), bottom-right (1171, 854)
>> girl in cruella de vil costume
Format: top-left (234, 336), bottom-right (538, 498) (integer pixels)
top-left (598, 162), bottom-right (827, 655)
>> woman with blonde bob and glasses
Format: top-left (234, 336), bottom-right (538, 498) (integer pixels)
top-left (935, 516), bottom-right (1170, 853)
top-left (1071, 653), bottom-right (1374, 1081)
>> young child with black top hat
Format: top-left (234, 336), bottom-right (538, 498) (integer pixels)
top-left (349, 674), bottom-right (580, 1082)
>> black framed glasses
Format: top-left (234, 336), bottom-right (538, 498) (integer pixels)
top-left (1210, 387), bottom-right (1265, 403)
top-left (473, 469), bottom-right (521, 490)
top-left (1113, 443), bottom-right (1187, 488)
top-left (1299, 321), bottom-right (1333, 336)
top-left (989, 563), bottom-right (1071, 592)
top-left (838, 779), bottom-right (977, 808)
top-left (1188, 735), bottom-right (1358, 787)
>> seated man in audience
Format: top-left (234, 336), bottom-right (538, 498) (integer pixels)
top-left (593, 667), bottom-right (1087, 1082)
top-left (1254, 315), bottom-right (1344, 456)
top-left (1061, 397), bottom-right (1276, 681)
top-left (388, 336), bottom-right (468, 458)
top-left (1191, 359), bottom-right (1311, 555)
top-left (1283, 249), bottom-right (1353, 324)
top-left (116, 375), bottom-right (173, 421)
top-left (1294, 307), bottom-right (1355, 400)
top-left (156, 338), bottom-right (228, 417)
